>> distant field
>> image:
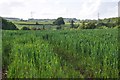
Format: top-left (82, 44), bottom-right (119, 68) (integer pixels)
top-left (13, 21), bottom-right (72, 29)
top-left (12, 21), bottom-right (53, 25)
top-left (2, 29), bottom-right (118, 78)
top-left (12, 20), bottom-right (81, 29)
top-left (16, 24), bottom-right (53, 29)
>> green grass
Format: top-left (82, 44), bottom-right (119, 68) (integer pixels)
top-left (2, 29), bottom-right (119, 78)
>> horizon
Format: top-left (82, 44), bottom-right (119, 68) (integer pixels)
top-left (2, 16), bottom-right (118, 21)
top-left (0, 0), bottom-right (119, 20)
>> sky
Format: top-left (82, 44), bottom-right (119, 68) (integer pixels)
top-left (0, 0), bottom-right (119, 20)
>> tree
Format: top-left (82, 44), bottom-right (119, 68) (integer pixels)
top-left (85, 22), bottom-right (96, 29)
top-left (53, 17), bottom-right (65, 26)
top-left (1, 17), bottom-right (18, 30)
top-left (97, 22), bottom-right (106, 28)
top-left (81, 21), bottom-right (85, 29)
top-left (36, 22), bottom-right (39, 25)
top-left (70, 20), bottom-right (74, 28)
top-left (53, 17), bottom-right (65, 30)
top-left (43, 25), bottom-right (45, 30)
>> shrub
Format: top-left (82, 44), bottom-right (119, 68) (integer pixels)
top-left (98, 26), bottom-right (108, 29)
top-left (85, 22), bottom-right (96, 29)
top-left (21, 27), bottom-right (30, 30)
top-left (36, 22), bottom-right (39, 25)
top-left (31, 27), bottom-right (37, 30)
top-left (1, 17), bottom-right (18, 30)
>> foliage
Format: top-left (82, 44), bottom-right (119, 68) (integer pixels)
top-left (118, 17), bottom-right (120, 27)
top-left (97, 26), bottom-right (108, 29)
top-left (80, 22), bottom-right (85, 29)
top-left (53, 17), bottom-right (65, 26)
top-left (70, 20), bottom-right (74, 28)
top-left (10, 17), bottom-right (119, 30)
top-left (21, 27), bottom-right (30, 30)
top-left (85, 22), bottom-right (96, 29)
top-left (1, 17), bottom-right (18, 30)
top-left (79, 17), bottom-right (119, 29)
top-left (56, 26), bottom-right (62, 30)
top-left (35, 22), bottom-right (39, 25)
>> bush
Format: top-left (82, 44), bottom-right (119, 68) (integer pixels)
top-left (98, 26), bottom-right (108, 29)
top-left (31, 27), bottom-right (37, 30)
top-left (86, 22), bottom-right (96, 29)
top-left (113, 26), bottom-right (120, 29)
top-left (36, 22), bottom-right (39, 25)
top-left (56, 26), bottom-right (61, 30)
top-left (21, 27), bottom-right (30, 30)
top-left (79, 22), bottom-right (85, 29)
top-left (1, 17), bottom-right (18, 30)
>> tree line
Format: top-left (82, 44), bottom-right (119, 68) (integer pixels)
top-left (53, 17), bottom-right (120, 29)
top-left (1, 17), bottom-right (120, 30)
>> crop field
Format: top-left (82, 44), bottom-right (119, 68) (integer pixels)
top-left (2, 29), bottom-right (119, 78)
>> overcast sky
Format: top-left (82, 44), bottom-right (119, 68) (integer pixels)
top-left (0, 0), bottom-right (119, 19)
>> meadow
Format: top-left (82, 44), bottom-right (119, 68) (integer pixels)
top-left (2, 29), bottom-right (119, 78)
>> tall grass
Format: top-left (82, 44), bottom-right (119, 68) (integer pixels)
top-left (2, 29), bottom-right (118, 78)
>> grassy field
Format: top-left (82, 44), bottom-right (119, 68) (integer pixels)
top-left (2, 29), bottom-right (119, 78)
top-left (12, 21), bottom-right (53, 25)
top-left (12, 20), bottom-right (77, 30)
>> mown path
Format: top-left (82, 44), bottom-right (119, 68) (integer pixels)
top-left (51, 45), bottom-right (93, 78)
top-left (43, 36), bottom-right (94, 78)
